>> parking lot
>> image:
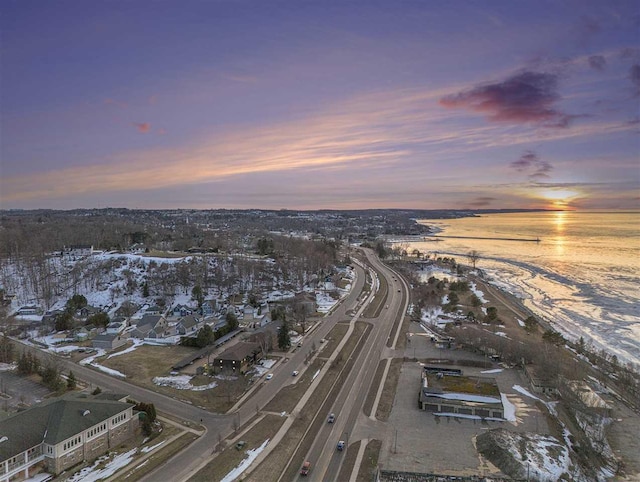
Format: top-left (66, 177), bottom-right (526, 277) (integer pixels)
top-left (0, 370), bottom-right (51, 410)
top-left (376, 321), bottom-right (549, 477)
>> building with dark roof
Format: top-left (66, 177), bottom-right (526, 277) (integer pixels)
top-left (0, 395), bottom-right (136, 480)
top-left (418, 368), bottom-right (504, 419)
top-left (212, 341), bottom-right (261, 374)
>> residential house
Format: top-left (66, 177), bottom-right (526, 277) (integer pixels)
top-left (92, 334), bottom-right (127, 352)
top-left (201, 300), bottom-right (216, 317)
top-left (62, 245), bottom-right (94, 259)
top-left (130, 315), bottom-right (168, 339)
top-left (73, 325), bottom-right (98, 341)
top-left (243, 305), bottom-right (257, 320)
top-left (0, 395), bottom-right (136, 481)
top-left (105, 319), bottom-right (127, 335)
top-left (15, 306), bottom-right (42, 316)
top-left (171, 304), bottom-right (192, 318)
top-left (293, 291), bottom-right (317, 315)
top-left (212, 341), bottom-right (261, 375)
top-left (144, 305), bottom-right (164, 316)
top-left (114, 302), bottom-right (139, 318)
top-left (78, 305), bottom-right (101, 320)
top-left (176, 315), bottom-right (202, 336)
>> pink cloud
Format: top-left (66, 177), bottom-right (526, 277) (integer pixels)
top-left (133, 122), bottom-right (151, 133)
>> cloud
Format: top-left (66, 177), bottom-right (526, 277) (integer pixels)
top-left (133, 122), bottom-right (151, 133)
top-left (588, 55), bottom-right (606, 72)
top-left (468, 196), bottom-right (496, 207)
top-left (630, 64), bottom-right (640, 96)
top-left (104, 98), bottom-right (127, 108)
top-left (510, 150), bottom-right (553, 179)
top-left (439, 71), bottom-right (573, 127)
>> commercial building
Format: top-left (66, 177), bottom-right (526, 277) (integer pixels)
top-left (0, 395), bottom-right (137, 481)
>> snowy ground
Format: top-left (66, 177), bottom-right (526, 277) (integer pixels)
top-left (78, 349), bottom-right (127, 378)
top-left (23, 475), bottom-right (52, 482)
top-left (501, 393), bottom-right (517, 422)
top-left (220, 439), bottom-right (270, 482)
top-left (153, 375), bottom-right (218, 391)
top-left (66, 448), bottom-right (138, 482)
top-left (0, 362), bottom-right (16, 371)
top-left (469, 282), bottom-right (488, 304)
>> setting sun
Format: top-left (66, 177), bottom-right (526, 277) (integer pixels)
top-left (539, 189), bottom-right (580, 209)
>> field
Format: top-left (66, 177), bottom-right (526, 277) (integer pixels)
top-left (98, 344), bottom-right (252, 412)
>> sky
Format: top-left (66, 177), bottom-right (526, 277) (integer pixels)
top-left (1, 0), bottom-right (639, 211)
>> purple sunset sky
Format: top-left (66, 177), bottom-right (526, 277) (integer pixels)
top-left (1, 0), bottom-right (639, 210)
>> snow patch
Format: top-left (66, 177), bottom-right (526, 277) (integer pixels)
top-left (220, 439), bottom-right (270, 482)
top-left (501, 394), bottom-right (517, 422)
top-left (153, 375), bottom-right (217, 391)
top-left (67, 448), bottom-right (137, 482)
top-left (512, 385), bottom-right (541, 401)
top-left (140, 440), bottom-right (165, 453)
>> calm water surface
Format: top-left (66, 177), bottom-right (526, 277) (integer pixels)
top-left (409, 212), bottom-right (640, 367)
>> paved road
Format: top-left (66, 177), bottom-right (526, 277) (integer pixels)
top-left (302, 248), bottom-right (409, 481)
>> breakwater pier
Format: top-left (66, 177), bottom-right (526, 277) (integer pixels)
top-left (429, 235), bottom-right (541, 243)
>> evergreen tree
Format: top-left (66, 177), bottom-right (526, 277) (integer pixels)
top-left (87, 312), bottom-right (110, 328)
top-left (142, 282), bottom-right (150, 298)
top-left (191, 285), bottom-right (204, 308)
top-left (225, 311), bottom-right (239, 331)
top-left (278, 320), bottom-right (291, 351)
top-left (196, 325), bottom-right (215, 348)
top-left (67, 371), bottom-right (77, 390)
top-left (0, 333), bottom-right (14, 363)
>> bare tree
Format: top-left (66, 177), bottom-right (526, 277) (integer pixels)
top-left (467, 250), bottom-right (481, 270)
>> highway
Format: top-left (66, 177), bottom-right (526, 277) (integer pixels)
top-left (299, 248), bottom-right (408, 481)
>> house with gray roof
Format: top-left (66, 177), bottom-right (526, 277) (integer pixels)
top-left (0, 395), bottom-right (136, 480)
top-left (92, 333), bottom-right (128, 351)
top-left (131, 315), bottom-right (168, 339)
top-left (176, 315), bottom-right (202, 335)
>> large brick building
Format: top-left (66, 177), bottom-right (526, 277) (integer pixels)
top-left (0, 395), bottom-right (137, 481)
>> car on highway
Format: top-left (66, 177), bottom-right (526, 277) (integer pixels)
top-left (337, 440), bottom-right (345, 451)
top-left (265, 373), bottom-right (273, 380)
top-left (292, 370), bottom-right (299, 376)
top-left (327, 413), bottom-right (335, 423)
top-left (300, 460), bottom-right (311, 475)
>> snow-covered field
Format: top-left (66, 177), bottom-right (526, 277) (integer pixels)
top-left (153, 375), bottom-right (218, 391)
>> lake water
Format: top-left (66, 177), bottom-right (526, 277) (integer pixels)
top-left (407, 211), bottom-right (640, 368)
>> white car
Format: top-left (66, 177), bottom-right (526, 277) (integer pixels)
top-left (266, 373), bottom-right (273, 380)
top-left (292, 370), bottom-right (299, 376)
